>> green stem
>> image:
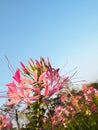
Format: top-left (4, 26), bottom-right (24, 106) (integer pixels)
top-left (35, 101), bottom-right (40, 130)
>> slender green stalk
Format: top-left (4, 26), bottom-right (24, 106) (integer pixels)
top-left (35, 101), bottom-right (40, 130)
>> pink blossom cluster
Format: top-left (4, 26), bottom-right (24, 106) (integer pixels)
top-left (6, 57), bottom-right (69, 106)
top-left (82, 85), bottom-right (98, 112)
top-left (50, 85), bottom-right (98, 128)
top-left (51, 105), bottom-right (69, 127)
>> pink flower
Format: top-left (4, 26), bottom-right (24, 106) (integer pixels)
top-left (91, 104), bottom-right (97, 112)
top-left (89, 87), bottom-right (98, 95)
top-left (51, 115), bottom-right (58, 126)
top-left (6, 81), bottom-right (39, 105)
top-left (42, 69), bottom-right (68, 97)
top-left (0, 115), bottom-right (12, 130)
top-left (6, 57), bottom-right (69, 106)
top-left (61, 95), bottom-right (68, 102)
top-left (6, 69), bottom-right (39, 105)
top-left (82, 85), bottom-right (88, 92)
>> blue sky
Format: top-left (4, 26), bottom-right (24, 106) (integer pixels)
top-left (0, 0), bottom-right (98, 104)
